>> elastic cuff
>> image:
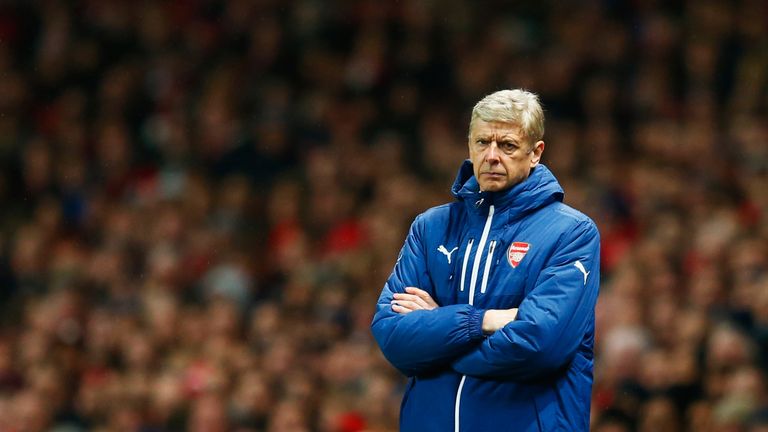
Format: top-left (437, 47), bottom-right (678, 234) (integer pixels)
top-left (466, 307), bottom-right (486, 341)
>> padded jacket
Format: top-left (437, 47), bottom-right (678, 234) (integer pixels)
top-left (371, 162), bottom-right (600, 432)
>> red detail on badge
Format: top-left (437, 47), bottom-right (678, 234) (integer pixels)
top-left (508, 242), bottom-right (530, 268)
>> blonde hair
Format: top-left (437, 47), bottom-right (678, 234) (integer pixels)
top-left (469, 89), bottom-right (545, 144)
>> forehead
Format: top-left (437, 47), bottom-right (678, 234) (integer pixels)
top-left (470, 120), bottom-right (523, 138)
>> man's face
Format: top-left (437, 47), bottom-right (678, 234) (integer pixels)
top-left (468, 120), bottom-right (545, 192)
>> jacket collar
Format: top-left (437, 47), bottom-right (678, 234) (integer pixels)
top-left (450, 159), bottom-right (564, 221)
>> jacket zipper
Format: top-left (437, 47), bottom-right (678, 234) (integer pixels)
top-left (480, 240), bottom-right (496, 294)
top-left (468, 205), bottom-right (494, 305)
top-left (455, 205), bottom-right (495, 432)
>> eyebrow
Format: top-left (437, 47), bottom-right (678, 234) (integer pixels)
top-left (474, 134), bottom-right (520, 142)
top-left (497, 136), bottom-right (519, 142)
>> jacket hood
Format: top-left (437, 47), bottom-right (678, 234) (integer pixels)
top-left (450, 159), bottom-right (564, 220)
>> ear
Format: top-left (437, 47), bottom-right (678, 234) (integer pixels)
top-left (529, 140), bottom-right (545, 167)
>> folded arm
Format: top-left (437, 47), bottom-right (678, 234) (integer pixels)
top-left (370, 215), bottom-right (486, 377)
top-left (452, 221), bottom-right (600, 380)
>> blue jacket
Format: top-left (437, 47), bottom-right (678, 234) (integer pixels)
top-left (371, 162), bottom-right (600, 432)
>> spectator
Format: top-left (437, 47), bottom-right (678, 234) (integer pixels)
top-left (0, 1), bottom-right (765, 430)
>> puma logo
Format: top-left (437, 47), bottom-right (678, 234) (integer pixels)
top-left (574, 260), bottom-right (590, 285)
top-left (437, 245), bottom-right (459, 264)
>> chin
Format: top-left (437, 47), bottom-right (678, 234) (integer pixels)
top-left (480, 182), bottom-right (506, 192)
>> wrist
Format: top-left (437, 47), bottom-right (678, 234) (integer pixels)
top-left (481, 310), bottom-right (495, 335)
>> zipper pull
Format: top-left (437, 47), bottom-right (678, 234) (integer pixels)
top-left (459, 238), bottom-right (474, 292)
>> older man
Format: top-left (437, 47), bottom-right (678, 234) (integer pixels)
top-left (371, 89), bottom-right (601, 431)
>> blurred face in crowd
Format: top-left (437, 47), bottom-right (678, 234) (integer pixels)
top-left (468, 120), bottom-right (544, 192)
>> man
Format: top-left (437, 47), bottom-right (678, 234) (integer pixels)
top-left (371, 89), bottom-right (600, 431)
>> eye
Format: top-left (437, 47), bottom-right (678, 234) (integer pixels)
top-left (499, 140), bottom-right (519, 153)
top-left (475, 138), bottom-right (490, 146)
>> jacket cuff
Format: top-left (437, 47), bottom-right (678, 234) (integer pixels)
top-left (467, 307), bottom-right (486, 341)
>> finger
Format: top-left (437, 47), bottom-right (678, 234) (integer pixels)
top-left (405, 287), bottom-right (438, 308)
top-left (404, 287), bottom-right (428, 296)
top-left (391, 303), bottom-right (412, 314)
top-left (405, 286), bottom-right (435, 302)
top-left (392, 299), bottom-right (421, 311)
top-left (393, 293), bottom-right (429, 309)
top-left (392, 299), bottom-right (414, 310)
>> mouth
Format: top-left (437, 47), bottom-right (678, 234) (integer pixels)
top-left (481, 172), bottom-right (505, 178)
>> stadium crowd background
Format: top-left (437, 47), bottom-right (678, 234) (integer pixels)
top-left (0, 0), bottom-right (767, 431)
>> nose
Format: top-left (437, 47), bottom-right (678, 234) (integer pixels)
top-left (485, 141), bottom-right (500, 164)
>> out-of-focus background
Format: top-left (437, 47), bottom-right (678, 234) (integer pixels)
top-left (0, 1), bottom-right (767, 431)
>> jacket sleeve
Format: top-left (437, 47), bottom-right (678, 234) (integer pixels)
top-left (371, 214), bottom-right (486, 377)
top-left (451, 220), bottom-right (600, 380)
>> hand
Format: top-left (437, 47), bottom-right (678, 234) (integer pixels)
top-left (482, 308), bottom-right (518, 335)
top-left (391, 287), bottom-right (438, 314)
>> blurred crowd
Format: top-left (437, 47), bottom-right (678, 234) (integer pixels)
top-left (0, 0), bottom-right (767, 431)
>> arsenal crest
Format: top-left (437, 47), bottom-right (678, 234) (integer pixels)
top-left (508, 242), bottom-right (530, 268)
